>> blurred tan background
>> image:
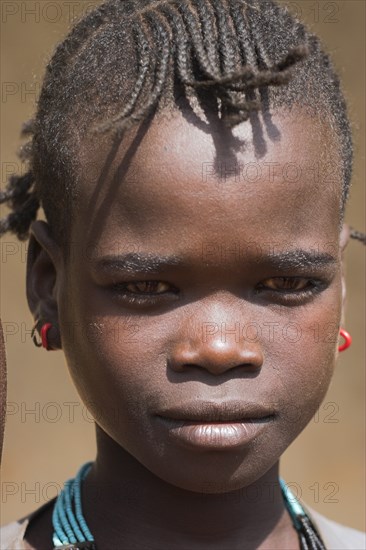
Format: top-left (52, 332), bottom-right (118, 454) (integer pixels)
top-left (1, 0), bottom-right (365, 531)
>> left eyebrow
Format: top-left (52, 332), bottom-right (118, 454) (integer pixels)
top-left (264, 250), bottom-right (337, 270)
top-left (93, 252), bottom-right (184, 274)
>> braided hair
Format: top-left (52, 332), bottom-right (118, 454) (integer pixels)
top-left (1, 0), bottom-right (364, 253)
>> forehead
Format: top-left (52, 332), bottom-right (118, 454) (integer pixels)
top-left (73, 109), bottom-right (342, 255)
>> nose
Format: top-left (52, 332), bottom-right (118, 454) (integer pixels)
top-left (168, 333), bottom-right (264, 376)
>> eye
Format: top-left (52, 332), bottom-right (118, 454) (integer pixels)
top-left (123, 281), bottom-right (171, 294)
top-left (255, 276), bottom-right (327, 305)
top-left (108, 280), bottom-right (179, 307)
top-left (260, 277), bottom-right (313, 291)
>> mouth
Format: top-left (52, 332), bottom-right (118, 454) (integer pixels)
top-left (154, 401), bottom-right (276, 450)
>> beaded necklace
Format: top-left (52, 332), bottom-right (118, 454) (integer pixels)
top-left (52, 462), bottom-right (326, 550)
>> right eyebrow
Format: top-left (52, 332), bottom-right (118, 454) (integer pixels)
top-left (92, 252), bottom-right (184, 274)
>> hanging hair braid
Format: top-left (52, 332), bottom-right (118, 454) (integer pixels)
top-left (349, 227), bottom-right (366, 246)
top-left (1, 0), bottom-right (364, 252)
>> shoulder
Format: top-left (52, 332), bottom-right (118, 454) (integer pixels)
top-left (0, 497), bottom-right (56, 550)
top-left (305, 503), bottom-right (366, 550)
top-left (0, 518), bottom-right (30, 550)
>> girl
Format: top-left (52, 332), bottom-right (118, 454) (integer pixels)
top-left (0, 0), bottom-right (365, 548)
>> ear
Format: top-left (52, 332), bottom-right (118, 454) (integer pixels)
top-left (26, 220), bottom-right (63, 349)
top-left (339, 223), bottom-right (350, 321)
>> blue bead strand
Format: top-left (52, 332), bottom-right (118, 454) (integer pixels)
top-left (280, 478), bottom-right (307, 530)
top-left (74, 462), bottom-right (95, 542)
top-left (64, 478), bottom-right (86, 541)
top-left (52, 490), bottom-right (70, 546)
top-left (55, 483), bottom-right (77, 543)
top-left (52, 462), bottom-right (94, 548)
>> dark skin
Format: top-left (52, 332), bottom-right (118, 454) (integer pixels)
top-left (24, 107), bottom-right (349, 549)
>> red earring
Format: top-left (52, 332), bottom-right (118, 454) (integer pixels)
top-left (338, 328), bottom-right (352, 352)
top-left (31, 321), bottom-right (56, 351)
top-left (40, 323), bottom-right (53, 350)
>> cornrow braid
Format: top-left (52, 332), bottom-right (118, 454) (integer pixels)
top-left (193, 0), bottom-right (220, 70)
top-left (96, 21), bottom-right (151, 133)
top-left (99, 10), bottom-right (172, 136)
top-left (0, 0), bottom-right (355, 251)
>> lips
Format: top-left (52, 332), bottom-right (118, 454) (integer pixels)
top-left (154, 399), bottom-right (276, 423)
top-left (154, 400), bottom-right (276, 450)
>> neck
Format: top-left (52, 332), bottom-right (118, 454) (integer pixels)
top-left (81, 426), bottom-right (298, 549)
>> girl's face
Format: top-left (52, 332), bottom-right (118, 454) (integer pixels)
top-left (30, 109), bottom-right (348, 493)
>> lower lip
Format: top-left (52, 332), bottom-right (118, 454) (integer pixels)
top-left (155, 416), bottom-right (273, 451)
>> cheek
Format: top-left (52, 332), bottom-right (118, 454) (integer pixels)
top-left (58, 305), bottom-right (168, 449)
top-left (262, 289), bottom-right (342, 445)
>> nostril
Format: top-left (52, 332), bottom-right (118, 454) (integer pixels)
top-left (167, 341), bottom-right (264, 375)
